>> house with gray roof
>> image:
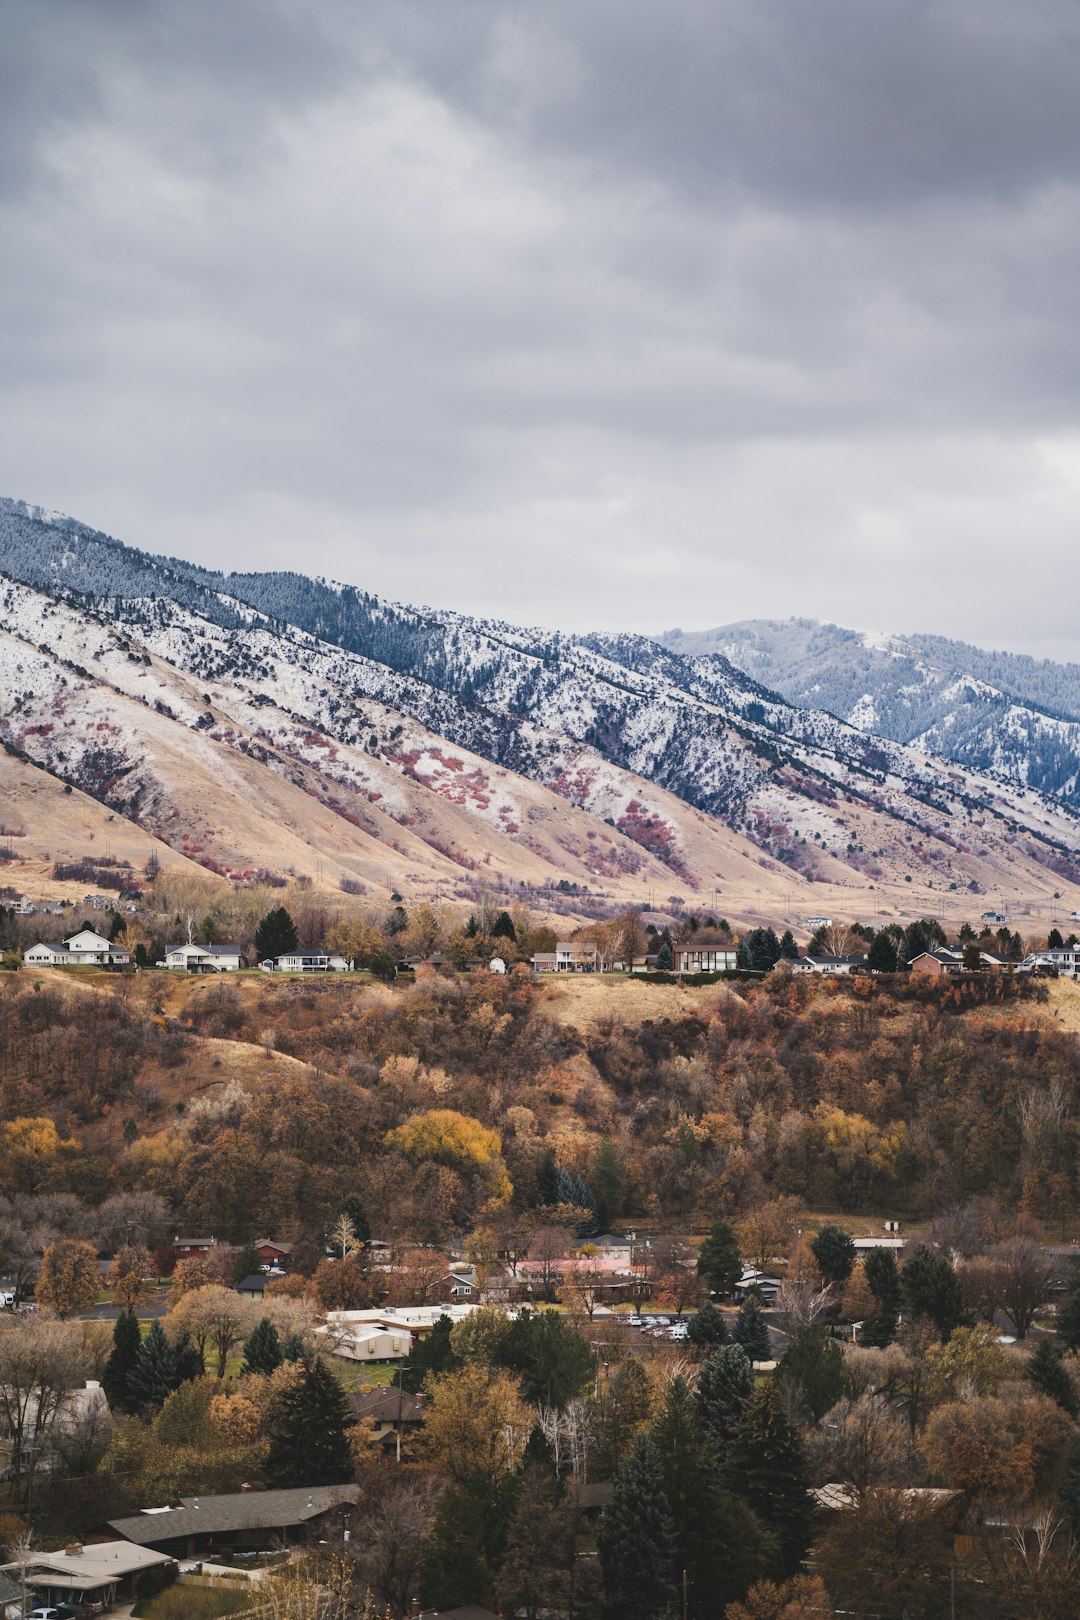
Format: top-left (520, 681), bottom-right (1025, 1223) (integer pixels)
top-left (100, 1484), bottom-right (362, 1558)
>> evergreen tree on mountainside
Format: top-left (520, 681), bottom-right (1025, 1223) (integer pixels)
top-left (593, 1140), bottom-right (627, 1228)
top-left (173, 1330), bottom-right (204, 1385)
top-left (695, 1344), bottom-right (755, 1456)
top-left (491, 910), bottom-right (517, 941)
top-left (241, 1317), bottom-right (283, 1376)
top-left (733, 1297), bottom-right (771, 1363)
top-left (902, 918), bottom-right (947, 963)
top-left (650, 1375), bottom-right (774, 1618)
top-left (811, 1225), bottom-right (856, 1285)
top-left (267, 1358), bottom-right (353, 1486)
top-left (281, 1332), bottom-right (305, 1364)
top-left (726, 1382), bottom-right (815, 1576)
top-left (862, 1248), bottom-right (902, 1346)
top-left (534, 1151), bottom-right (560, 1209)
top-left (687, 1301), bottom-right (729, 1351)
top-left (234, 1240), bottom-right (262, 1284)
top-left (698, 1219), bottom-right (742, 1296)
top-left (902, 1245), bottom-right (966, 1338)
top-left (1058, 1261), bottom-right (1080, 1351)
top-left (867, 927), bottom-right (902, 972)
top-left (598, 1435), bottom-right (679, 1620)
top-left (103, 1311), bottom-right (142, 1413)
top-left (1027, 1339), bottom-right (1078, 1416)
top-left (746, 928), bottom-right (782, 973)
top-left (127, 1320), bottom-right (178, 1412)
top-left (400, 1313), bottom-right (462, 1394)
top-left (655, 939), bottom-right (674, 972)
top-left (498, 1309), bottom-right (593, 1410)
top-left (254, 905), bottom-right (298, 961)
top-left (778, 929), bottom-right (799, 960)
top-left (420, 1478), bottom-right (497, 1613)
top-left (777, 1325), bottom-right (845, 1422)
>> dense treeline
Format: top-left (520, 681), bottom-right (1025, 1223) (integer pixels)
top-left (0, 968), bottom-right (1073, 1241)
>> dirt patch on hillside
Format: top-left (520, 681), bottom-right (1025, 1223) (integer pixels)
top-left (1043, 978), bottom-right (1080, 1033)
top-left (535, 974), bottom-right (743, 1032)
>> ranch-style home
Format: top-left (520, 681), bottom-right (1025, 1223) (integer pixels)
top-left (789, 953), bottom-right (867, 976)
top-left (24, 928), bottom-right (130, 967)
top-left (164, 941), bottom-right (247, 972)
top-left (260, 951), bottom-right (352, 973)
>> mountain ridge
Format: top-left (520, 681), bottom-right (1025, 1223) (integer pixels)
top-left (3, 497), bottom-right (1080, 928)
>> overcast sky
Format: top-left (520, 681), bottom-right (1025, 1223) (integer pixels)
top-left (3, 2), bottom-right (1080, 656)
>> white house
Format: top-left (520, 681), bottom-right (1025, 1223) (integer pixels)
top-left (164, 942), bottom-right (246, 972)
top-left (1022, 948), bottom-right (1080, 978)
top-left (261, 952), bottom-right (351, 973)
top-left (24, 929), bottom-right (129, 967)
top-left (789, 954), bottom-right (867, 976)
top-left (531, 942), bottom-right (599, 973)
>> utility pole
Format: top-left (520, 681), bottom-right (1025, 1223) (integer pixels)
top-left (682, 1567), bottom-right (689, 1620)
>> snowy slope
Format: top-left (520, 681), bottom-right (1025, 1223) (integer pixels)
top-left (3, 499), bottom-right (1080, 921)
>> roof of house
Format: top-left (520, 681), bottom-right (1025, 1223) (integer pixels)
top-left (349, 1388), bottom-right (426, 1425)
top-left (166, 942), bottom-right (244, 956)
top-left (106, 1485), bottom-right (362, 1544)
top-left (254, 1238), bottom-right (293, 1252)
top-left (0, 1573), bottom-right (20, 1605)
top-left (9, 1541), bottom-right (175, 1590)
top-left (236, 1274), bottom-right (266, 1293)
top-left (813, 1484), bottom-right (962, 1514)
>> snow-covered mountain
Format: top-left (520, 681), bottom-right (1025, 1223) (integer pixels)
top-left (661, 619), bottom-right (1080, 803)
top-left (3, 496), bottom-right (1080, 924)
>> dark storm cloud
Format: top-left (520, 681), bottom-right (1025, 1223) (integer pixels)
top-left (1, 1), bottom-right (1079, 653)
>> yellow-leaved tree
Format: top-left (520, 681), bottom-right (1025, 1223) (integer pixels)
top-left (386, 1109), bottom-right (511, 1203)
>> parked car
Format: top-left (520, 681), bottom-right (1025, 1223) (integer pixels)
top-left (0, 1291), bottom-right (14, 1308)
top-left (30, 1606), bottom-right (63, 1619)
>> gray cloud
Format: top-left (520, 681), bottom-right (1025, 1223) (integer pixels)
top-left (1, 1), bottom-right (1078, 655)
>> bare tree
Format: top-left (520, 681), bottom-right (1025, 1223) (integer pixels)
top-left (528, 1226), bottom-right (567, 1303)
top-left (807, 1394), bottom-right (915, 1494)
top-left (774, 1277), bottom-right (834, 1338)
top-left (0, 1317), bottom-right (88, 1503)
top-left (991, 1234), bottom-right (1058, 1338)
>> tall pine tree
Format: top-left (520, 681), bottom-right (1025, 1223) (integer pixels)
top-left (127, 1320), bottom-right (178, 1412)
top-left (726, 1382), bottom-right (814, 1576)
top-left (242, 1317), bottom-right (283, 1375)
top-left (650, 1376), bottom-right (774, 1619)
top-left (598, 1435), bottom-right (678, 1620)
top-left (267, 1358), bottom-right (353, 1486)
top-left (695, 1344), bottom-right (755, 1456)
top-left (732, 1296), bottom-right (772, 1363)
top-left (103, 1311), bottom-right (142, 1413)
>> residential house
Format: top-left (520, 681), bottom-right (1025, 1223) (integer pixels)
top-left (530, 942), bottom-right (599, 973)
top-left (261, 952), bottom-right (351, 973)
top-left (236, 1274), bottom-right (267, 1302)
top-left (0, 1573), bottom-right (20, 1618)
top-left (1022, 947), bottom-right (1080, 978)
top-left (981, 910), bottom-right (1009, 924)
top-left (173, 1235), bottom-right (217, 1259)
top-left (349, 1387), bottom-right (427, 1451)
top-left (4, 1542), bottom-right (175, 1610)
top-left (909, 948), bottom-right (1011, 977)
top-left (24, 928), bottom-right (130, 967)
top-left (164, 942), bottom-right (246, 972)
top-left (0, 1380), bottom-right (110, 1479)
top-left (673, 946), bottom-right (737, 974)
top-left (100, 1485), bottom-right (362, 1559)
top-left (789, 954), bottom-right (867, 976)
top-left (254, 1238), bottom-right (293, 1269)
